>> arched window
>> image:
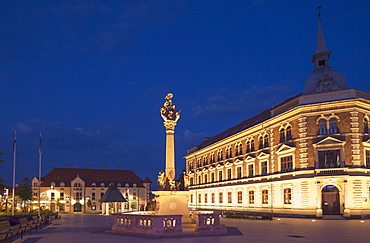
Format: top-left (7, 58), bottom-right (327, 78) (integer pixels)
top-left (246, 140), bottom-right (251, 153)
top-left (319, 119), bottom-right (327, 135)
top-left (51, 182), bottom-right (56, 187)
top-left (117, 183), bottom-right (121, 187)
top-left (250, 139), bottom-right (255, 152)
top-left (286, 126), bottom-right (292, 140)
top-left (259, 136), bottom-right (264, 149)
top-left (133, 183), bottom-right (137, 188)
top-left (204, 193), bottom-right (208, 204)
top-left (211, 193), bottom-right (215, 203)
top-left (60, 182), bottom-right (65, 187)
top-left (125, 183), bottom-right (129, 187)
top-left (264, 135), bottom-right (269, 148)
top-left (364, 118), bottom-right (369, 134)
top-left (237, 191), bottom-right (243, 204)
top-left (227, 192), bottom-right (232, 203)
top-left (329, 118), bottom-right (338, 134)
top-left (100, 183), bottom-right (105, 187)
top-left (280, 128), bottom-right (285, 143)
top-left (219, 192), bottom-right (223, 204)
top-left (74, 183), bottom-right (81, 187)
top-left (91, 183), bottom-right (96, 187)
top-left (284, 188), bottom-right (292, 204)
top-left (198, 193), bottom-right (202, 204)
top-left (109, 183), bottom-right (114, 186)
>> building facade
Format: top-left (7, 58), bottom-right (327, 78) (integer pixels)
top-left (31, 165), bottom-right (151, 213)
top-left (184, 18), bottom-right (370, 218)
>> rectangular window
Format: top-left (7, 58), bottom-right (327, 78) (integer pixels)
top-left (211, 172), bottom-right (215, 182)
top-left (227, 192), bottom-right (232, 204)
top-left (262, 190), bottom-right (268, 204)
top-left (237, 191), bottom-right (242, 204)
top-left (319, 150), bottom-right (341, 168)
top-left (211, 193), bottom-right (215, 203)
top-left (281, 156), bottom-right (293, 172)
top-left (219, 171), bottom-right (223, 181)
top-left (204, 193), bottom-right (208, 204)
top-left (237, 167), bottom-right (242, 179)
top-left (366, 150), bottom-right (370, 168)
top-left (190, 194), bottom-right (193, 203)
top-left (261, 161), bottom-right (268, 175)
top-left (248, 164), bottom-right (254, 177)
top-left (75, 192), bottom-right (82, 200)
top-left (249, 191), bottom-right (254, 204)
top-left (133, 192), bottom-right (137, 200)
top-left (284, 188), bottom-right (291, 204)
top-left (92, 192), bottom-right (95, 200)
top-left (198, 194), bottom-right (202, 204)
top-left (101, 192), bottom-right (104, 198)
top-left (204, 174), bottom-right (208, 183)
top-left (60, 192), bottom-right (64, 200)
top-left (227, 169), bottom-right (232, 180)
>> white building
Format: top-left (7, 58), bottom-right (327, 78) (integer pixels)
top-left (184, 17), bottom-right (370, 218)
top-left (32, 165), bottom-right (152, 213)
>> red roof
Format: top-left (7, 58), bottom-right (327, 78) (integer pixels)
top-left (41, 167), bottom-right (145, 188)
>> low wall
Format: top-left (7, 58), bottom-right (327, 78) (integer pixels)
top-left (111, 214), bottom-right (183, 236)
top-left (109, 212), bottom-right (225, 236)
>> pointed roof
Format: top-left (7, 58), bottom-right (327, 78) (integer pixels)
top-left (143, 176), bottom-right (152, 184)
top-left (99, 184), bottom-right (127, 203)
top-left (303, 11), bottom-right (348, 95)
top-left (315, 17), bottom-right (328, 54)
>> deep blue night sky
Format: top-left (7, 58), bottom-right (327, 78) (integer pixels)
top-left (1, 1), bottom-right (369, 188)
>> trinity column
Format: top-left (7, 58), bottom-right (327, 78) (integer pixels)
top-left (158, 93), bottom-right (180, 190)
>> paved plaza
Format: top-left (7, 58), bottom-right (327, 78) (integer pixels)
top-left (12, 214), bottom-right (370, 243)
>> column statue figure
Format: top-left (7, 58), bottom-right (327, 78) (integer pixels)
top-left (158, 93), bottom-right (180, 190)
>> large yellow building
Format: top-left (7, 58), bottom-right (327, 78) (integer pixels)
top-left (31, 165), bottom-right (152, 213)
top-left (184, 18), bottom-right (370, 218)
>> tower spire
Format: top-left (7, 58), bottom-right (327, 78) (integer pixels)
top-left (311, 7), bottom-right (331, 71)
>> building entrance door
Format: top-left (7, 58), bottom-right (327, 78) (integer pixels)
top-left (74, 203), bottom-right (82, 212)
top-left (322, 185), bottom-right (340, 215)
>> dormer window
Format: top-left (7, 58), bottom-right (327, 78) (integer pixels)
top-left (91, 183), bottom-right (96, 187)
top-left (100, 183), bottom-right (105, 187)
top-left (329, 118), bottom-right (339, 134)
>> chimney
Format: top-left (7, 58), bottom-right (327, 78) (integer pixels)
top-left (118, 166), bottom-right (122, 170)
top-left (104, 165), bottom-right (107, 170)
top-left (88, 164), bottom-right (91, 169)
top-left (68, 164), bottom-right (71, 168)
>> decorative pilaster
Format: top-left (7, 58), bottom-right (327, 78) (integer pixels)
top-left (298, 116), bottom-right (308, 168)
top-left (350, 111), bottom-right (361, 166)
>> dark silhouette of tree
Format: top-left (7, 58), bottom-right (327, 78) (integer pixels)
top-left (17, 177), bottom-right (34, 211)
top-left (176, 170), bottom-right (186, 191)
top-left (0, 151), bottom-right (6, 163)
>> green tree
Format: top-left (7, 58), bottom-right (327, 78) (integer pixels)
top-left (17, 177), bottom-right (33, 211)
top-left (0, 177), bottom-right (6, 191)
top-left (176, 170), bottom-right (186, 191)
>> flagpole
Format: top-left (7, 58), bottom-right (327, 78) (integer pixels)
top-left (38, 133), bottom-right (42, 217)
top-left (12, 130), bottom-right (16, 216)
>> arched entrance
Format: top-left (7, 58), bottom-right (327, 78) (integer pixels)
top-left (74, 203), bottom-right (82, 212)
top-left (322, 185), bottom-right (340, 215)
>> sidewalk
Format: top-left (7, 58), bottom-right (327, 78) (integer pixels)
top-left (13, 214), bottom-right (370, 243)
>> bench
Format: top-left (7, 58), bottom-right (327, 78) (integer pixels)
top-left (18, 217), bottom-right (37, 236)
top-left (0, 220), bottom-right (21, 243)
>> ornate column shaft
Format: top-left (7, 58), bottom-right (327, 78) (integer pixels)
top-left (164, 120), bottom-right (177, 181)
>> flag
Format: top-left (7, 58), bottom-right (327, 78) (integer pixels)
top-left (13, 130), bottom-right (16, 153)
top-left (39, 133), bottom-right (42, 155)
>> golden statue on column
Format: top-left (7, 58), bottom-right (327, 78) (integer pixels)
top-left (158, 93), bottom-right (180, 190)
